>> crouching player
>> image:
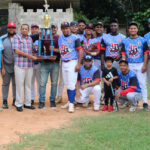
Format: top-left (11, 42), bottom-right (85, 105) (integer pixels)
top-left (115, 60), bottom-right (142, 112)
top-left (75, 55), bottom-right (101, 111)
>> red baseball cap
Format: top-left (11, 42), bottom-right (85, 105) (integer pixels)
top-left (7, 22), bottom-right (16, 28)
top-left (31, 23), bottom-right (39, 28)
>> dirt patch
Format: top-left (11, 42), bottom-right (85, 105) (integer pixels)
top-left (0, 78), bottom-right (104, 145)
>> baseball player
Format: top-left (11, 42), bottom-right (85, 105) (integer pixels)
top-left (104, 19), bottom-right (126, 72)
top-left (115, 60), bottom-right (142, 112)
top-left (58, 22), bottom-right (83, 113)
top-left (77, 19), bottom-right (86, 42)
top-left (121, 21), bottom-right (149, 111)
top-left (144, 18), bottom-right (150, 88)
top-left (75, 55), bottom-right (101, 111)
top-left (56, 21), bottom-right (79, 104)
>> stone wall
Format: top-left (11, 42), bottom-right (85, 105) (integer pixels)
top-left (8, 3), bottom-right (73, 34)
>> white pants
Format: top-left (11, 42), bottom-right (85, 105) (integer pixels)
top-left (147, 59), bottom-right (150, 88)
top-left (31, 63), bottom-right (41, 100)
top-left (57, 61), bottom-right (64, 97)
top-left (62, 60), bottom-right (78, 90)
top-left (112, 61), bottom-right (120, 72)
top-left (14, 65), bottom-right (33, 107)
top-left (129, 63), bottom-right (147, 103)
top-left (76, 85), bottom-right (101, 107)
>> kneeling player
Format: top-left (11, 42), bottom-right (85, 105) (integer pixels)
top-left (115, 60), bottom-right (142, 112)
top-left (75, 55), bottom-right (101, 111)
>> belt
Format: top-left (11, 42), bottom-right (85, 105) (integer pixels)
top-left (63, 59), bottom-right (77, 63)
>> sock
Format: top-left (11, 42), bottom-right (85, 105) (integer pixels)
top-left (67, 89), bottom-right (76, 104)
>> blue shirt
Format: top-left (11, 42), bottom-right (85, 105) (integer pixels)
top-left (121, 36), bottom-right (149, 63)
top-left (0, 38), bottom-right (4, 69)
top-left (104, 33), bottom-right (126, 58)
top-left (144, 32), bottom-right (150, 58)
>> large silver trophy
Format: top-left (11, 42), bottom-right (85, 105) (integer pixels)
top-left (37, 0), bottom-right (56, 60)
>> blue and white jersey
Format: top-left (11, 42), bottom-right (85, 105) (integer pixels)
top-left (104, 33), bottom-right (126, 58)
top-left (118, 70), bottom-right (141, 93)
top-left (77, 34), bottom-right (85, 43)
top-left (58, 34), bottom-right (81, 61)
top-left (78, 65), bottom-right (100, 85)
top-left (144, 32), bottom-right (150, 58)
top-left (121, 36), bottom-right (149, 63)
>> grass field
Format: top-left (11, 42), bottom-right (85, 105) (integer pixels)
top-left (2, 110), bottom-right (150, 150)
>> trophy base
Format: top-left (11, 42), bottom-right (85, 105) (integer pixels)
top-left (37, 55), bottom-right (57, 60)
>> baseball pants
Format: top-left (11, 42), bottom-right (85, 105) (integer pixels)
top-left (147, 59), bottom-right (150, 88)
top-left (31, 63), bottom-right (41, 100)
top-left (129, 62), bottom-right (147, 104)
top-left (112, 60), bottom-right (120, 73)
top-left (14, 65), bottom-right (33, 107)
top-left (75, 85), bottom-right (101, 107)
top-left (62, 60), bottom-right (78, 90)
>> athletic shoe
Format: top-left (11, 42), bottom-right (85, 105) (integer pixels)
top-left (120, 101), bottom-right (129, 109)
top-left (50, 101), bottom-right (56, 108)
top-left (68, 103), bottom-right (74, 113)
top-left (143, 103), bottom-right (149, 111)
top-left (61, 102), bottom-right (69, 109)
top-left (24, 105), bottom-right (35, 110)
top-left (94, 105), bottom-right (100, 111)
top-left (16, 106), bottom-right (23, 112)
top-left (108, 105), bottom-right (113, 112)
top-left (56, 96), bottom-right (62, 104)
top-left (102, 105), bottom-right (108, 111)
top-left (38, 102), bottom-right (45, 109)
top-left (3, 100), bottom-right (9, 109)
top-left (82, 102), bottom-right (89, 108)
top-left (129, 106), bottom-right (136, 112)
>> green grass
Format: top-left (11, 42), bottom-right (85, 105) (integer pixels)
top-left (2, 110), bottom-right (150, 150)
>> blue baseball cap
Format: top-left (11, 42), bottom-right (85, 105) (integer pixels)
top-left (70, 21), bottom-right (78, 26)
top-left (84, 55), bottom-right (93, 61)
top-left (148, 18), bottom-right (150, 23)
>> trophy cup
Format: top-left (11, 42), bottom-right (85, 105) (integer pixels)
top-left (37, 1), bottom-right (56, 60)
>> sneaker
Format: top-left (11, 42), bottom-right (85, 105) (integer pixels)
top-left (16, 106), bottom-right (23, 112)
top-left (108, 105), bottom-right (113, 112)
top-left (3, 100), bottom-right (9, 109)
top-left (94, 105), bottom-right (100, 111)
top-left (129, 106), bottom-right (136, 112)
top-left (143, 103), bottom-right (149, 111)
top-left (120, 101), bottom-right (129, 109)
top-left (56, 96), bottom-right (62, 104)
top-left (68, 103), bottom-right (74, 113)
top-left (102, 105), bottom-right (108, 111)
top-left (50, 101), bottom-right (56, 108)
top-left (82, 102), bottom-right (89, 108)
top-left (61, 102), bottom-right (69, 109)
top-left (38, 102), bottom-right (45, 109)
top-left (24, 105), bottom-right (35, 110)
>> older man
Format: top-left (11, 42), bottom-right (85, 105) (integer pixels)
top-left (12, 24), bottom-right (37, 112)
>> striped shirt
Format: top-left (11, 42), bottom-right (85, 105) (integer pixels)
top-left (12, 33), bottom-right (33, 68)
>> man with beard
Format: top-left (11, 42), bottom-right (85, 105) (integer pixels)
top-left (1, 22), bottom-right (16, 108)
top-left (77, 19), bottom-right (86, 42)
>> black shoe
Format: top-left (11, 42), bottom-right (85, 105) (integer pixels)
top-left (12, 99), bottom-right (16, 106)
top-left (38, 102), bottom-right (45, 109)
top-left (50, 101), bottom-right (56, 108)
top-left (143, 103), bottom-right (149, 111)
top-left (16, 106), bottom-right (23, 112)
top-left (3, 100), bottom-right (9, 109)
top-left (31, 100), bottom-right (34, 105)
top-left (24, 105), bottom-right (35, 109)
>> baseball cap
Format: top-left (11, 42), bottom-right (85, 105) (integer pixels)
top-left (128, 21), bottom-right (138, 28)
top-left (70, 21), bottom-right (78, 26)
top-left (7, 22), bottom-right (16, 28)
top-left (84, 55), bottom-right (93, 61)
top-left (148, 18), bottom-right (150, 24)
top-left (86, 23), bottom-right (93, 29)
top-left (95, 22), bottom-right (104, 27)
top-left (119, 59), bottom-right (128, 65)
top-left (51, 23), bottom-right (58, 28)
top-left (31, 23), bottom-right (39, 28)
top-left (61, 22), bottom-right (70, 28)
